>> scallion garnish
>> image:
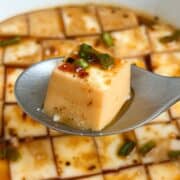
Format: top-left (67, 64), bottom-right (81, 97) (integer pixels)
top-left (79, 43), bottom-right (94, 60)
top-left (98, 53), bottom-right (114, 69)
top-left (0, 148), bottom-right (6, 159)
top-left (0, 145), bottom-right (20, 161)
top-left (0, 36), bottom-right (21, 47)
top-left (101, 32), bottom-right (114, 47)
top-left (118, 140), bottom-right (136, 156)
top-left (78, 43), bottom-right (115, 69)
top-left (159, 30), bottom-right (180, 43)
top-left (168, 150), bottom-right (180, 159)
top-left (139, 140), bottom-right (156, 155)
top-left (74, 58), bottom-right (89, 69)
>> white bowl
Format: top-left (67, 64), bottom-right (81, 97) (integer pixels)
top-left (0, 0), bottom-right (180, 27)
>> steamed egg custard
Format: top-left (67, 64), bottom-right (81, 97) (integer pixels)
top-left (44, 43), bottom-right (131, 131)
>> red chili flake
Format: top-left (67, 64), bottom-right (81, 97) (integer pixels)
top-left (58, 62), bottom-right (88, 78)
top-left (58, 63), bottom-right (75, 72)
top-left (78, 69), bottom-right (89, 78)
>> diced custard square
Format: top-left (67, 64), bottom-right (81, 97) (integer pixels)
top-left (0, 15), bottom-right (28, 36)
top-left (29, 9), bottom-right (64, 38)
top-left (97, 6), bottom-right (138, 31)
top-left (135, 123), bottom-right (179, 144)
top-left (62, 6), bottom-right (101, 36)
top-left (76, 36), bottom-right (98, 46)
top-left (170, 101), bottom-right (180, 119)
top-left (52, 136), bottom-right (101, 178)
top-left (5, 68), bottom-right (23, 103)
top-left (135, 123), bottom-right (179, 163)
top-left (141, 138), bottom-right (180, 164)
top-left (4, 39), bottom-right (42, 66)
top-left (151, 52), bottom-right (180, 77)
top-left (95, 134), bottom-right (140, 171)
top-left (104, 166), bottom-right (148, 180)
top-left (148, 25), bottom-right (180, 52)
top-left (148, 161), bottom-right (180, 180)
top-left (4, 104), bottom-right (47, 139)
top-left (42, 39), bottom-right (78, 59)
top-left (0, 159), bottom-right (10, 180)
top-left (111, 26), bottom-right (151, 58)
top-left (0, 66), bottom-right (4, 100)
top-left (9, 139), bottom-right (57, 180)
top-left (44, 60), bottom-right (131, 131)
top-left (169, 139), bottom-right (180, 154)
top-left (151, 111), bottom-right (170, 123)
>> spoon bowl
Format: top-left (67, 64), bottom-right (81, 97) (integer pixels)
top-left (15, 58), bottom-right (180, 136)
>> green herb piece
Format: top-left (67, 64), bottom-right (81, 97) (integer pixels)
top-left (139, 140), bottom-right (156, 155)
top-left (6, 146), bottom-right (20, 162)
top-left (168, 150), bottom-right (180, 159)
top-left (0, 36), bottom-right (21, 47)
top-left (0, 148), bottom-right (6, 159)
top-left (79, 43), bottom-right (93, 59)
top-left (118, 140), bottom-right (136, 156)
top-left (78, 43), bottom-right (114, 69)
top-left (79, 43), bottom-right (101, 63)
top-left (101, 32), bottom-right (114, 47)
top-left (98, 53), bottom-right (114, 69)
top-left (74, 58), bottom-right (89, 69)
top-left (159, 30), bottom-right (180, 43)
top-left (0, 146), bottom-right (20, 162)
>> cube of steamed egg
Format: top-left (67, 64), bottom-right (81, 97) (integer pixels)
top-left (44, 60), bottom-right (130, 131)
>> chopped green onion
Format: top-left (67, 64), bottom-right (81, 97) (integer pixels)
top-left (80, 43), bottom-right (92, 52)
top-left (139, 140), bottom-right (156, 155)
top-left (168, 150), bottom-right (180, 159)
top-left (0, 148), bottom-right (6, 159)
top-left (0, 36), bottom-right (21, 47)
top-left (79, 43), bottom-right (101, 63)
top-left (118, 140), bottom-right (136, 156)
top-left (0, 146), bottom-right (20, 161)
top-left (101, 32), bottom-right (114, 47)
top-left (6, 146), bottom-right (20, 162)
top-left (98, 53), bottom-right (114, 69)
top-left (159, 30), bottom-right (180, 43)
top-left (74, 58), bottom-right (89, 69)
top-left (78, 43), bottom-right (114, 69)
top-left (79, 43), bottom-right (93, 59)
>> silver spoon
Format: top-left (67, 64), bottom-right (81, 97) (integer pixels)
top-left (15, 58), bottom-right (180, 136)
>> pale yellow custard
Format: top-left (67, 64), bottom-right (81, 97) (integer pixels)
top-left (44, 44), bottom-right (131, 131)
